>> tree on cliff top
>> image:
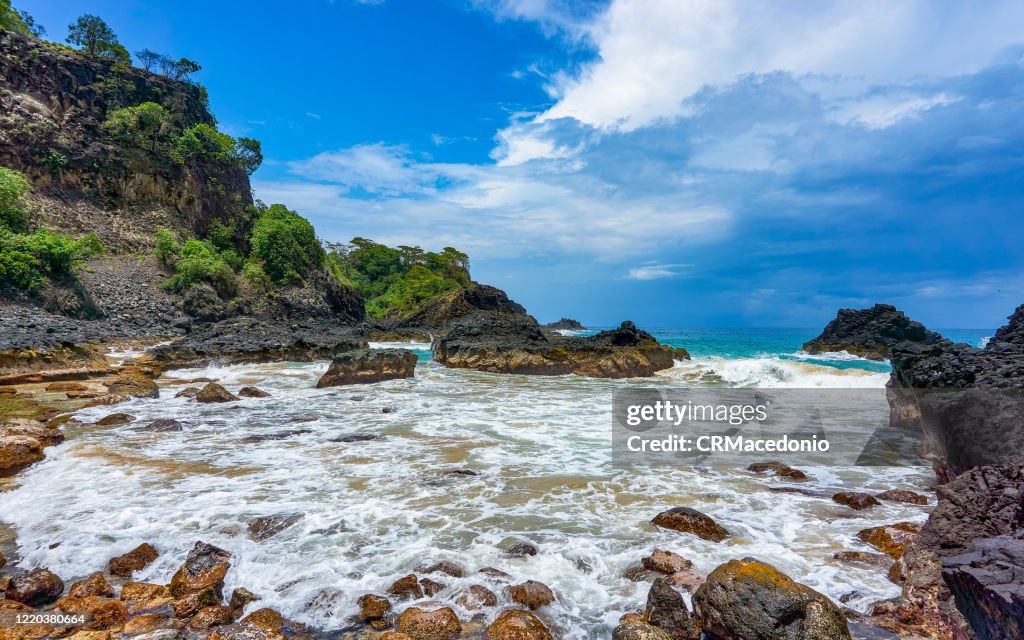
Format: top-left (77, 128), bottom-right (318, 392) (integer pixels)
top-left (1, 1), bottom-right (44, 37)
top-left (67, 14), bottom-right (122, 58)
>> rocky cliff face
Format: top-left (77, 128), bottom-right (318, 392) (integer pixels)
top-left (802, 304), bottom-right (942, 360)
top-left (0, 30), bottom-right (251, 247)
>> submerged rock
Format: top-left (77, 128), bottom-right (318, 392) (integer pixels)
top-left (802, 304), bottom-right (941, 360)
top-left (247, 513), bottom-right (303, 542)
top-left (316, 349), bottom-right (417, 387)
top-left (96, 412), bottom-right (135, 426)
top-left (109, 543), bottom-right (159, 577)
top-left (651, 507), bottom-right (729, 542)
top-left (747, 461), bottom-right (807, 479)
top-left (138, 418), bottom-right (184, 432)
top-left (504, 540), bottom-right (539, 557)
top-left (196, 382), bottom-right (240, 403)
top-left (106, 369), bottom-right (160, 399)
top-left (238, 386), bottom-right (271, 398)
top-left (832, 491), bottom-right (881, 510)
top-left (692, 558), bottom-right (851, 640)
top-left (175, 387), bottom-right (201, 398)
top-left (875, 489), bottom-right (928, 505)
top-left (454, 584), bottom-right (497, 610)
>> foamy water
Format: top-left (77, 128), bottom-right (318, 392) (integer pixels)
top-left (1, 348), bottom-right (932, 638)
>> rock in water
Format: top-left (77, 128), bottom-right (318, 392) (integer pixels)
top-left (315, 349), bottom-right (417, 387)
top-left (396, 606), bottom-right (461, 639)
top-left (543, 318), bottom-right (587, 330)
top-left (106, 369), bottom-right (161, 398)
top-left (651, 507), bottom-right (729, 542)
top-left (0, 435), bottom-right (44, 476)
top-left (247, 513), bottom-right (303, 541)
top-left (802, 304), bottom-right (941, 360)
top-left (238, 386), bottom-right (271, 398)
top-left (196, 383), bottom-right (240, 403)
top-left (856, 522), bottom-right (921, 559)
top-left (504, 580), bottom-right (555, 609)
top-left (612, 621), bottom-right (673, 640)
top-left (645, 577), bottom-right (700, 638)
top-left (169, 541), bottom-right (231, 601)
top-left (692, 558), bottom-right (851, 640)
top-left (486, 608), bottom-right (553, 640)
top-left (109, 543), bottom-right (160, 576)
top-left (832, 491), bottom-right (881, 510)
top-left (4, 568), bottom-right (65, 606)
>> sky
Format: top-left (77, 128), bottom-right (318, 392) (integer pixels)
top-left (25, 0), bottom-right (1024, 329)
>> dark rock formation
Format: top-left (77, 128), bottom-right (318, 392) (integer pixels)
top-left (543, 318), bottom-right (587, 331)
top-left (151, 317), bottom-right (366, 369)
top-left (315, 349), bottom-right (416, 387)
top-left (692, 558), bottom-right (851, 640)
top-left (802, 304), bottom-right (942, 360)
top-left (832, 491), bottom-right (881, 510)
top-left (651, 507), bottom-right (729, 542)
top-left (434, 316), bottom-right (687, 378)
top-left (399, 284), bottom-right (528, 328)
top-left (4, 568), bottom-right (65, 606)
top-left (247, 513), bottom-right (303, 542)
top-left (942, 536), bottom-right (1024, 640)
top-left (645, 577), bottom-right (700, 639)
top-left (196, 382), bottom-right (239, 403)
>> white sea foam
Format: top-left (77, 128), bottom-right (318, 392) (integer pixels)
top-left (368, 340), bottom-right (433, 350)
top-left (1, 359), bottom-right (928, 638)
top-left (979, 336), bottom-right (992, 348)
top-left (661, 356), bottom-right (890, 388)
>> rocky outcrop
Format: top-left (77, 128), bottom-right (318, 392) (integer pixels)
top-left (692, 558), bottom-right (851, 640)
top-left (543, 318), bottom-right (587, 331)
top-left (151, 317), bottom-right (366, 368)
top-left (399, 284), bottom-right (529, 328)
top-left (434, 316), bottom-right (687, 378)
top-left (802, 304), bottom-right (942, 360)
top-left (315, 349), bottom-right (417, 387)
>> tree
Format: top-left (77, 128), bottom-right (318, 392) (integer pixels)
top-left (135, 48), bottom-right (161, 71)
top-left (169, 57), bottom-right (201, 81)
top-left (101, 42), bottom-right (131, 64)
top-left (235, 138), bottom-right (263, 175)
top-left (249, 204), bottom-right (324, 284)
top-left (103, 102), bottom-right (170, 151)
top-left (66, 14), bottom-right (119, 56)
top-left (0, 1), bottom-right (43, 37)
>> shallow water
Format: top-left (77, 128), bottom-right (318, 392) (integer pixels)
top-left (0, 337), bottom-right (938, 638)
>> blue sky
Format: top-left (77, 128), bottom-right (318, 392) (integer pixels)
top-left (26, 1), bottom-right (1024, 329)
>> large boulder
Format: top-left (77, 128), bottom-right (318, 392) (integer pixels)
top-left (168, 541), bottom-right (231, 603)
top-left (504, 580), bottom-right (555, 609)
top-left (0, 434), bottom-right (44, 475)
top-left (651, 507), bottom-right (729, 542)
top-left (434, 317), bottom-right (687, 378)
top-left (4, 568), bottom-right (65, 606)
top-left (486, 609), bottom-right (552, 640)
top-left (645, 577), bottom-right (700, 639)
top-left (395, 606), bottom-right (461, 640)
top-left (315, 349), bottom-right (417, 387)
top-left (802, 304), bottom-right (941, 360)
top-left (692, 558), bottom-right (850, 640)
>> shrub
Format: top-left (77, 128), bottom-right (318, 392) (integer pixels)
top-left (0, 228), bottom-right (105, 292)
top-left (39, 149), bottom-right (68, 178)
top-left (153, 228), bottom-right (181, 266)
top-left (204, 220), bottom-right (236, 252)
top-left (242, 260), bottom-right (272, 296)
top-left (366, 265), bottom-right (459, 318)
top-left (103, 102), bottom-right (170, 151)
top-left (172, 124), bottom-right (262, 174)
top-left (0, 166), bottom-right (32, 230)
top-left (163, 239), bottom-right (237, 298)
top-left (0, 244), bottom-right (42, 292)
top-left (248, 204), bottom-right (323, 284)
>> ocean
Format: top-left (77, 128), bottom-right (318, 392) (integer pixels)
top-left (0, 327), bottom-right (993, 638)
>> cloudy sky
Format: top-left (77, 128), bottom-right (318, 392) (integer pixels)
top-left (30, 0), bottom-right (1024, 327)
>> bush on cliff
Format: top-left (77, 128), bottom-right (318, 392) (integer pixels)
top-left (163, 239), bottom-right (238, 298)
top-left (0, 166), bottom-right (32, 230)
top-left (102, 102), bottom-right (171, 151)
top-left (0, 229), bottom-right (104, 293)
top-left (1, 1), bottom-right (43, 37)
top-left (249, 204), bottom-right (324, 285)
top-left (172, 124), bottom-right (262, 175)
top-left (153, 228), bottom-right (181, 266)
top-left (67, 14), bottom-right (126, 60)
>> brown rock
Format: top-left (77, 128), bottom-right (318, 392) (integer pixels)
top-left (119, 582), bottom-right (169, 602)
top-left (46, 382), bottom-right (88, 392)
top-left (230, 587), bottom-right (260, 615)
top-left (396, 606), bottom-right (461, 640)
top-left (54, 595), bottom-right (127, 630)
top-left (420, 578), bottom-right (446, 597)
top-left (504, 580), bottom-right (555, 610)
top-left (612, 621), bottom-right (673, 640)
top-left (651, 507), bottom-right (729, 542)
top-left (417, 560), bottom-right (466, 578)
top-left (642, 549), bottom-right (693, 574)
top-left (833, 551), bottom-right (893, 569)
top-left (95, 413), bottom-right (135, 426)
top-left (357, 594), bottom-right (392, 621)
top-left (455, 584), bottom-right (498, 610)
top-left (122, 612), bottom-right (172, 634)
top-left (747, 461), bottom-right (807, 479)
top-left (486, 608), bottom-right (553, 640)
top-left (875, 489), bottom-right (928, 505)
top-left (857, 522), bottom-right (922, 559)
top-left (0, 435), bottom-right (44, 475)
top-left (168, 541), bottom-right (231, 599)
top-left (1, 418), bottom-right (64, 446)
top-left (175, 387), bottom-right (201, 398)
top-left (4, 567), bottom-right (65, 605)
top-left (109, 543), bottom-right (159, 576)
top-left (388, 574), bottom-right (424, 600)
top-left (188, 605), bottom-right (236, 630)
top-left (238, 386), bottom-right (271, 398)
top-left (479, 567), bottom-right (512, 580)
top-left (504, 541), bottom-right (538, 557)
top-left (645, 577), bottom-right (700, 639)
top-left (174, 589), bottom-right (222, 618)
top-left (664, 570), bottom-right (704, 593)
top-left (247, 513), bottom-right (303, 541)
top-left (106, 370), bottom-right (159, 399)
top-left (196, 383), bottom-right (240, 403)
top-left (315, 349), bottom-right (417, 387)
top-left (241, 607), bottom-right (284, 633)
top-left (69, 572), bottom-right (114, 598)
top-left (832, 491), bottom-right (881, 510)
top-left (380, 633), bottom-right (415, 640)
top-left (137, 419), bottom-right (184, 432)
top-left (208, 623), bottom-right (281, 640)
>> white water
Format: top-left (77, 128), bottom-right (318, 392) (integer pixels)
top-left (1, 351), bottom-right (931, 638)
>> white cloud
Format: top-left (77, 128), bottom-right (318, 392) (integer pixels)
top-left (626, 263), bottom-right (689, 280)
top-left (830, 92), bottom-right (960, 129)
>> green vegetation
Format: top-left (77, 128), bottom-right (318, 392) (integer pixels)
top-left (0, 166), bottom-right (32, 230)
top-left (0, 1), bottom-right (43, 37)
top-left (327, 239), bottom-right (471, 318)
top-left (39, 149), bottom-right (68, 178)
top-left (66, 14), bottom-right (127, 61)
top-left (0, 228), bottom-right (104, 293)
top-left (172, 124), bottom-right (262, 175)
top-left (102, 102), bottom-right (170, 151)
top-left (249, 204), bottom-right (324, 284)
top-left (158, 233), bottom-right (239, 298)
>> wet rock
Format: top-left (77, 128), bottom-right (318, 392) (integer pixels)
top-left (240, 429), bottom-right (311, 444)
top-left (106, 370), bottom-right (160, 399)
top-left (168, 541), bottom-right (231, 601)
top-left (238, 386), bottom-right (271, 398)
top-left (832, 491), bottom-right (881, 510)
top-left (486, 608), bottom-right (553, 640)
top-left (420, 578), bottom-right (446, 597)
top-left (247, 513), bottom-right (303, 542)
top-left (120, 581), bottom-right (169, 602)
top-left (645, 577), bottom-right (700, 639)
top-left (504, 580), bottom-right (555, 609)
top-left (229, 587), bottom-right (259, 616)
top-left (454, 584), bottom-right (497, 610)
top-left (208, 623), bottom-right (279, 640)
top-left (46, 381), bottom-right (88, 392)
top-left (642, 549), bottom-right (693, 575)
top-left (802, 304), bottom-right (941, 360)
top-left (315, 349), bottom-right (417, 387)
top-left (380, 633), bottom-right (415, 640)
top-left (1, 417), bottom-right (65, 446)
top-left (138, 419), bottom-right (184, 432)
top-left (833, 551), bottom-right (893, 569)
top-left (4, 567), bottom-right (65, 606)
top-left (692, 558), bottom-right (851, 640)
top-left (875, 489), bottom-right (928, 505)
top-left (0, 550), bottom-right (5, 567)
top-left (0, 434), bottom-right (44, 475)
top-left (623, 563), bottom-right (658, 583)
top-left (612, 621), bottom-right (673, 640)
top-left (53, 594), bottom-right (128, 630)
top-left (332, 433), bottom-right (379, 443)
top-left (747, 461), bottom-right (807, 479)
top-left (175, 387), bottom-right (200, 399)
top-left (396, 606), bottom-right (461, 640)
top-left (110, 543), bottom-right (159, 577)
top-left (388, 574), bottom-right (424, 600)
top-left (479, 567), bottom-right (511, 580)
top-left (417, 561), bottom-right (466, 578)
top-left (69, 572), bottom-right (114, 598)
top-left (357, 594), bottom-right (392, 621)
top-left (196, 382), bottom-right (240, 403)
top-left (856, 523), bottom-right (921, 559)
top-left (942, 536), bottom-right (1024, 640)
top-left (651, 507), bottom-right (729, 542)
top-left (664, 570), bottom-right (704, 593)
top-left (504, 541), bottom-right (538, 557)
top-left (240, 607), bottom-right (283, 633)
top-left (122, 612), bottom-right (174, 635)
top-left (96, 412), bottom-right (135, 426)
